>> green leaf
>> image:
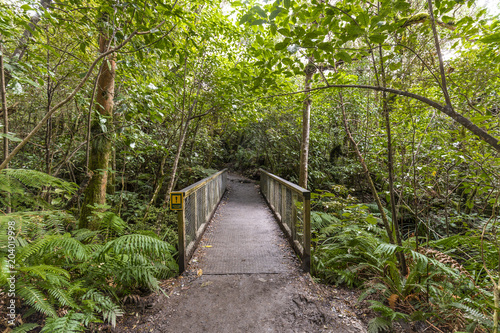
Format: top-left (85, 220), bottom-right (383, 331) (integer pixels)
top-left (282, 58), bottom-right (294, 67)
top-left (284, 0), bottom-right (291, 9)
top-left (252, 6), bottom-right (267, 19)
top-left (270, 23), bottom-right (277, 35)
top-left (251, 19), bottom-right (266, 26)
top-left (388, 62), bottom-right (401, 71)
top-left (357, 12), bottom-right (369, 27)
top-left (480, 32), bottom-right (500, 44)
top-left (369, 34), bottom-right (386, 44)
top-left (335, 51), bottom-right (352, 63)
top-left (239, 13), bottom-right (252, 25)
top-left (275, 38), bottom-right (291, 50)
top-left (270, 7), bottom-right (283, 20)
top-left (317, 42), bottom-right (334, 53)
top-left (278, 28), bottom-right (291, 37)
top-left (365, 215), bottom-right (378, 225)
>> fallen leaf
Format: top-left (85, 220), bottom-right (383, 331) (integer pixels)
top-left (197, 269), bottom-right (203, 277)
top-left (203, 245), bottom-right (213, 248)
top-left (201, 281), bottom-right (213, 287)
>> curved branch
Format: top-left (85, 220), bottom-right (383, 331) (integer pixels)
top-left (261, 84), bottom-right (500, 152)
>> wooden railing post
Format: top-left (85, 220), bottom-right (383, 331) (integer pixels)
top-left (302, 192), bottom-right (311, 273)
top-left (178, 207), bottom-right (186, 274)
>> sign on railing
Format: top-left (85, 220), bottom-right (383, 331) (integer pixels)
top-left (259, 169), bottom-right (311, 272)
top-left (172, 169), bottom-right (227, 273)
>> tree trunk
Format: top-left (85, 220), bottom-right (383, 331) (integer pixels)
top-left (379, 45), bottom-right (408, 275)
top-left (299, 62), bottom-right (316, 189)
top-left (106, 147), bottom-right (116, 195)
top-left (163, 122), bottom-right (189, 208)
top-left (0, 37), bottom-right (11, 213)
top-left (79, 32), bottom-right (116, 230)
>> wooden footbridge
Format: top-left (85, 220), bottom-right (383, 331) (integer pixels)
top-left (170, 169), bottom-right (311, 275)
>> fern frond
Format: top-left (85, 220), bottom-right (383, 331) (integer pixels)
top-left (82, 289), bottom-right (123, 327)
top-left (450, 302), bottom-right (494, 327)
top-left (10, 323), bottom-right (40, 333)
top-left (72, 228), bottom-right (100, 242)
top-left (19, 264), bottom-right (70, 281)
top-left (1, 169), bottom-right (77, 194)
top-left (48, 287), bottom-right (81, 309)
top-left (364, 203), bottom-right (392, 220)
top-left (367, 316), bottom-right (391, 333)
top-left (99, 234), bottom-right (175, 259)
top-left (41, 311), bottom-right (86, 333)
top-left (99, 212), bottom-right (128, 236)
top-left (40, 234), bottom-right (91, 261)
top-left (17, 283), bottom-right (57, 318)
top-left (375, 242), bottom-right (402, 256)
top-left (16, 236), bottom-right (54, 262)
top-left (17, 234), bottom-right (90, 262)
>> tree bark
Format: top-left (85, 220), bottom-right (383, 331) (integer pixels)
top-left (1, 39), bottom-right (8, 165)
top-left (378, 45), bottom-right (408, 275)
top-left (79, 32), bottom-right (116, 230)
top-left (0, 37), bottom-right (11, 213)
top-left (299, 62), bottom-right (316, 189)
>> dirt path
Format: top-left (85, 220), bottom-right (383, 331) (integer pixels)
top-left (115, 174), bottom-right (369, 333)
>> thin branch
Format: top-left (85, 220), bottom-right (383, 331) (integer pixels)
top-left (0, 25), bottom-right (161, 170)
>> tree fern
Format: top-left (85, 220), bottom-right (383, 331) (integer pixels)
top-left (1, 169), bottom-right (77, 193)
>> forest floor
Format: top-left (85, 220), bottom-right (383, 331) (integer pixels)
top-left (112, 174), bottom-right (380, 333)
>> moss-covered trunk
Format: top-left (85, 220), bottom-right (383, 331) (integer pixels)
top-left (79, 32), bottom-right (115, 230)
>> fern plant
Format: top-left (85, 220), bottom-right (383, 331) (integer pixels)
top-left (0, 168), bottom-right (77, 211)
top-left (0, 169), bottom-right (178, 331)
top-left (311, 193), bottom-right (494, 332)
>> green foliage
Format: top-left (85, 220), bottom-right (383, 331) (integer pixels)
top-left (10, 323), bottom-right (40, 333)
top-left (310, 185), bottom-right (497, 331)
top-left (0, 169), bottom-right (178, 330)
top-left (0, 169), bottom-right (77, 211)
top-left (41, 312), bottom-right (87, 333)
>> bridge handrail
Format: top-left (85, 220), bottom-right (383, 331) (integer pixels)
top-left (259, 169), bottom-right (311, 273)
top-left (173, 169), bottom-right (228, 273)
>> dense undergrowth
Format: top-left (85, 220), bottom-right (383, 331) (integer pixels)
top-left (0, 169), bottom-right (178, 332)
top-left (310, 186), bottom-right (498, 333)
